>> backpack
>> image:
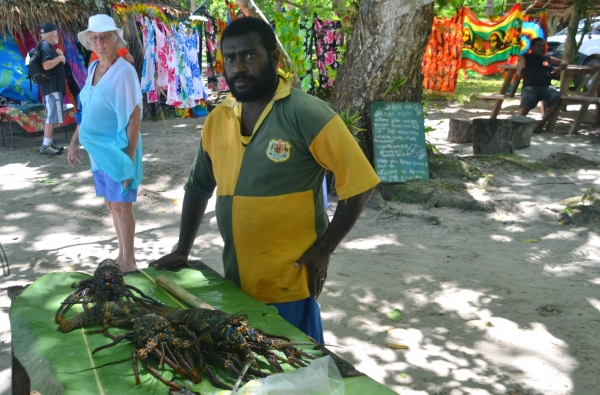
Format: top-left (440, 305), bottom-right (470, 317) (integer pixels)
top-left (26, 42), bottom-right (53, 85)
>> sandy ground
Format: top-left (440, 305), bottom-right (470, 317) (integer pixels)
top-left (1, 98), bottom-right (600, 395)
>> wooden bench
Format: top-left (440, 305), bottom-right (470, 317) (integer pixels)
top-left (478, 94), bottom-right (521, 100)
top-left (559, 94), bottom-right (600, 135)
top-left (561, 95), bottom-right (600, 103)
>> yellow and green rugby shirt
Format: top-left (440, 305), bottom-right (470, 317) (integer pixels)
top-left (185, 75), bottom-right (380, 304)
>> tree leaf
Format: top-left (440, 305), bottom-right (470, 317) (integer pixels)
top-left (388, 309), bottom-right (404, 322)
top-left (386, 343), bottom-right (409, 349)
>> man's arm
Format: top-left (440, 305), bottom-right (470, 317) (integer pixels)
top-left (41, 44), bottom-right (65, 70)
top-left (294, 187), bottom-right (375, 299)
top-left (42, 56), bottom-right (65, 70)
top-left (550, 56), bottom-right (568, 76)
top-left (507, 56), bottom-right (526, 97)
top-left (150, 191), bottom-right (209, 269)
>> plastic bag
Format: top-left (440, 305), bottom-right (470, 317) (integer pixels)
top-left (222, 355), bottom-right (344, 395)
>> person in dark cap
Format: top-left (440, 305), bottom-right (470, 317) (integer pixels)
top-left (37, 22), bottom-right (67, 155)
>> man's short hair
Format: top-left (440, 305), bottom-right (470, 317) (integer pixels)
top-left (221, 17), bottom-right (277, 54)
top-left (530, 37), bottom-right (545, 46)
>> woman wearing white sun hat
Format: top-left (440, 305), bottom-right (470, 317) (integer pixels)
top-left (68, 14), bottom-right (143, 273)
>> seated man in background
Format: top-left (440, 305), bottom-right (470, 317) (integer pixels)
top-left (507, 37), bottom-right (568, 133)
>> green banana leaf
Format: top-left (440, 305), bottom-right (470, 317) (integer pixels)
top-left (10, 268), bottom-right (397, 395)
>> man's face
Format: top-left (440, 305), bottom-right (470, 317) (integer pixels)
top-left (46, 31), bottom-right (60, 45)
top-left (222, 32), bottom-right (278, 102)
top-left (532, 41), bottom-right (545, 55)
top-left (463, 28), bottom-right (471, 44)
top-left (490, 35), bottom-right (499, 49)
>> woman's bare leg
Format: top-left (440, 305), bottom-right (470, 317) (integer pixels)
top-left (105, 200), bottom-right (137, 272)
top-left (105, 200), bottom-right (124, 263)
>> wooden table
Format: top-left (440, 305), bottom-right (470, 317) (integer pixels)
top-left (0, 105), bottom-right (77, 149)
top-left (479, 64), bottom-right (600, 134)
top-left (548, 65), bottom-right (600, 135)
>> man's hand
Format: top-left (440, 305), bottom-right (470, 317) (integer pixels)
top-left (150, 251), bottom-right (189, 270)
top-left (56, 49), bottom-right (64, 56)
top-left (551, 67), bottom-right (563, 77)
top-left (294, 245), bottom-right (331, 300)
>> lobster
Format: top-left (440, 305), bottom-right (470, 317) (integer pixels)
top-left (57, 300), bottom-right (149, 333)
top-left (154, 307), bottom-right (317, 391)
top-left (92, 312), bottom-right (231, 391)
top-left (55, 259), bottom-right (161, 324)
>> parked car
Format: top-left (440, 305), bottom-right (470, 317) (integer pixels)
top-left (547, 21), bottom-right (600, 90)
top-left (547, 18), bottom-right (600, 51)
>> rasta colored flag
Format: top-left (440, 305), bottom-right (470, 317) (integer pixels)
top-left (460, 4), bottom-right (522, 75)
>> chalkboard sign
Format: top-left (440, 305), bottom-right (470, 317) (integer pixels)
top-left (371, 101), bottom-right (429, 183)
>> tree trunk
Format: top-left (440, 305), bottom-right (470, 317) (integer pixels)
top-left (562, 2), bottom-right (582, 64)
top-left (330, 1), bottom-right (434, 161)
top-left (485, 0), bottom-right (495, 16)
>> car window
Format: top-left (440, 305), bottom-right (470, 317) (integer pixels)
top-left (556, 18), bottom-right (600, 36)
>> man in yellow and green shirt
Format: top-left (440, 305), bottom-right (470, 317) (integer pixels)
top-left (151, 17), bottom-right (379, 343)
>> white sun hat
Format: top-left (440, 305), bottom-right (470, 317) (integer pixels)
top-left (78, 14), bottom-right (127, 50)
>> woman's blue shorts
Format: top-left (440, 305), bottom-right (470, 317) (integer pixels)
top-left (93, 170), bottom-right (137, 203)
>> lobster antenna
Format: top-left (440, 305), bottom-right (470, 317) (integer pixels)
top-left (231, 360), bottom-right (252, 394)
top-left (63, 356), bottom-right (135, 374)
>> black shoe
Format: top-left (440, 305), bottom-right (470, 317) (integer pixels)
top-left (50, 141), bottom-right (64, 152)
top-left (39, 144), bottom-right (62, 155)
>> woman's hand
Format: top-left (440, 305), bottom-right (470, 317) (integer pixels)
top-left (68, 126), bottom-right (82, 167)
top-left (123, 179), bottom-right (131, 189)
top-left (67, 142), bottom-right (82, 167)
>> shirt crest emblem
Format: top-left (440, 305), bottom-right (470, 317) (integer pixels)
top-left (266, 139), bottom-right (291, 162)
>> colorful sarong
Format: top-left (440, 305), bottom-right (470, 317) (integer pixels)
top-left (422, 8), bottom-right (465, 93)
top-left (521, 9), bottom-right (548, 54)
top-left (0, 34), bottom-right (39, 103)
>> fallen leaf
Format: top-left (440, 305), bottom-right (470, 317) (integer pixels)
top-left (386, 343), bottom-right (409, 349)
top-left (172, 199), bottom-right (180, 206)
top-left (386, 328), bottom-right (404, 335)
top-left (558, 221), bottom-right (564, 226)
top-left (522, 239), bottom-right (538, 243)
top-left (69, 181), bottom-right (77, 185)
top-left (388, 309), bottom-right (404, 322)
top-left (40, 179), bottom-right (54, 184)
top-left (468, 319), bottom-right (490, 328)
top-left (400, 373), bottom-right (408, 379)
top-left (156, 209), bottom-right (166, 213)
top-left (173, 151), bottom-right (178, 154)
